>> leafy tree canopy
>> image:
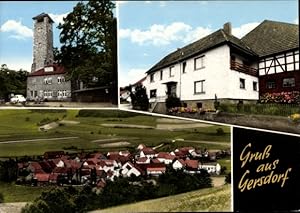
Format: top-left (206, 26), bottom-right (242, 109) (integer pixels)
top-left (0, 64), bottom-right (28, 100)
top-left (56, 0), bottom-right (116, 88)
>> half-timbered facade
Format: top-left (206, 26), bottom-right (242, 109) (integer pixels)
top-left (242, 20), bottom-right (299, 95)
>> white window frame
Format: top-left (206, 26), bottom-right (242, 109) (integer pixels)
top-left (240, 78), bottom-right (246, 89)
top-left (194, 55), bottom-right (205, 70)
top-left (253, 81), bottom-right (258, 91)
top-left (150, 73), bottom-right (155, 83)
top-left (194, 80), bottom-right (205, 94)
top-left (169, 66), bottom-right (175, 77)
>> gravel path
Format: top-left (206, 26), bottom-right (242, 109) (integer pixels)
top-left (0, 202), bottom-right (27, 213)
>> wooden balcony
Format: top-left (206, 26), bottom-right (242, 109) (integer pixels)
top-left (230, 61), bottom-right (258, 77)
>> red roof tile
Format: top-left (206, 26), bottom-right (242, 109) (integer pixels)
top-left (35, 173), bottom-right (50, 182)
top-left (185, 160), bottom-right (199, 169)
top-left (151, 159), bottom-right (161, 164)
top-left (141, 147), bottom-right (156, 155)
top-left (29, 64), bottom-right (66, 77)
top-left (157, 152), bottom-right (176, 160)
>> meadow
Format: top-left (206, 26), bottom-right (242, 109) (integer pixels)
top-left (0, 109), bottom-right (230, 158)
top-left (91, 184), bottom-right (231, 212)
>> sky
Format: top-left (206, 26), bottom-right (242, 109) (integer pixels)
top-left (0, 1), bottom-right (298, 85)
top-left (118, 0), bottom-right (298, 87)
top-left (0, 1), bottom-right (80, 72)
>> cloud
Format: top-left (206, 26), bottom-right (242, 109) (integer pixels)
top-left (294, 18), bottom-right (298, 24)
top-left (183, 26), bottom-right (212, 43)
top-left (120, 21), bottom-right (262, 46)
top-left (0, 20), bottom-right (33, 40)
top-left (145, 1), bottom-right (152, 4)
top-left (159, 1), bottom-right (167, 7)
top-left (0, 58), bottom-right (32, 72)
top-left (49, 13), bottom-right (68, 25)
top-left (232, 22), bottom-right (260, 38)
top-left (120, 22), bottom-right (193, 46)
top-left (120, 68), bottom-right (147, 87)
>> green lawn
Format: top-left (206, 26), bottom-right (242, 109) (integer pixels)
top-left (0, 109), bottom-right (230, 158)
top-left (91, 184), bottom-right (231, 213)
top-left (0, 182), bottom-right (56, 203)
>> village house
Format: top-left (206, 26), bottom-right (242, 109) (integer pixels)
top-left (121, 162), bottom-right (142, 177)
top-left (144, 20), bottom-right (299, 112)
top-left (16, 145), bottom-right (228, 186)
top-left (199, 162), bottom-right (221, 175)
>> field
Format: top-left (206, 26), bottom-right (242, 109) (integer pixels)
top-left (91, 184), bottom-right (231, 212)
top-left (0, 109), bottom-right (230, 158)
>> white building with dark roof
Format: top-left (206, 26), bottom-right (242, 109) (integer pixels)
top-left (145, 22), bottom-right (259, 111)
top-left (145, 20), bottom-right (299, 112)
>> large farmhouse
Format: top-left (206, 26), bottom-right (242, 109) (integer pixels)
top-left (144, 20), bottom-right (299, 111)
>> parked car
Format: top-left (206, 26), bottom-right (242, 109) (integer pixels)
top-left (10, 94), bottom-right (26, 104)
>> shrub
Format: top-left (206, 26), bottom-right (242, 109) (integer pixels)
top-left (165, 96), bottom-right (181, 109)
top-left (25, 117), bottom-right (30, 122)
top-left (225, 172), bottom-right (231, 184)
top-left (130, 85), bottom-right (149, 111)
top-left (216, 128), bottom-right (225, 135)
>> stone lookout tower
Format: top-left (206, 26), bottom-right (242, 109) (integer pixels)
top-left (31, 13), bottom-right (54, 72)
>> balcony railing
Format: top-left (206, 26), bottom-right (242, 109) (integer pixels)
top-left (230, 61), bottom-right (258, 77)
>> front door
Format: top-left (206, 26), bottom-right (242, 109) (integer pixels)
top-left (166, 83), bottom-right (177, 97)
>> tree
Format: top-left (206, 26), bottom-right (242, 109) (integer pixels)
top-left (22, 188), bottom-right (76, 213)
top-left (57, 1), bottom-right (116, 91)
top-left (0, 159), bottom-right (18, 182)
top-left (0, 65), bottom-right (28, 100)
top-left (130, 84), bottom-right (149, 111)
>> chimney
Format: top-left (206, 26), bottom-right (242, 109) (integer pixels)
top-left (223, 22), bottom-right (232, 35)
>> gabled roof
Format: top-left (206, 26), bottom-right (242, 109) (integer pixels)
top-left (185, 160), bottom-right (199, 169)
top-left (146, 29), bottom-right (257, 74)
top-left (242, 20), bottom-right (299, 57)
top-left (28, 64), bottom-right (66, 77)
top-left (34, 173), bottom-right (50, 182)
top-left (132, 76), bottom-right (146, 86)
top-left (33, 13), bottom-right (54, 23)
top-left (141, 147), bottom-right (156, 155)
